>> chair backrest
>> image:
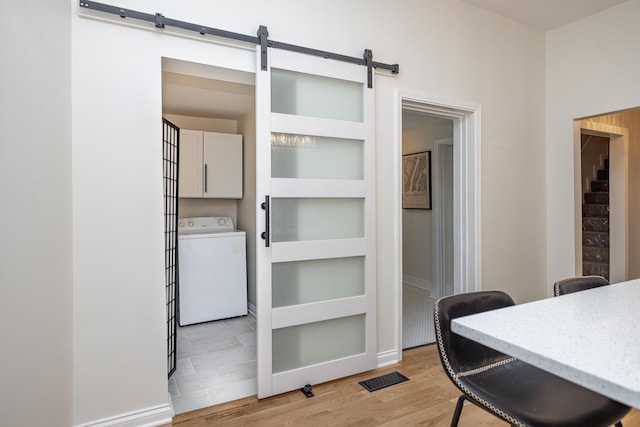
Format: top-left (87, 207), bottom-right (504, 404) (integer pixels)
top-left (434, 290), bottom-right (515, 377)
top-left (553, 275), bottom-right (609, 296)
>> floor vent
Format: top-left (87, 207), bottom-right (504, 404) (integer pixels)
top-left (359, 371), bottom-right (409, 392)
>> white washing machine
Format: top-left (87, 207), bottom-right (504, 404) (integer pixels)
top-left (178, 217), bottom-right (247, 326)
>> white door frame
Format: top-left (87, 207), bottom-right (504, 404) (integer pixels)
top-left (432, 137), bottom-right (453, 299)
top-left (574, 121), bottom-right (628, 282)
top-left (394, 90), bottom-right (482, 359)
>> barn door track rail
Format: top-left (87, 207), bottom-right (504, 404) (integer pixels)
top-left (79, 1), bottom-right (399, 88)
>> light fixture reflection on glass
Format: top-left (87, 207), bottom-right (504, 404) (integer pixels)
top-left (271, 133), bottom-right (316, 151)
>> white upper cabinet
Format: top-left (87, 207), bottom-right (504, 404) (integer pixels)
top-left (178, 130), bottom-right (204, 198)
top-left (202, 132), bottom-right (243, 198)
top-left (178, 130), bottom-right (243, 199)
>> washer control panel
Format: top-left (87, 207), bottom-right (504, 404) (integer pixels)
top-left (178, 217), bottom-right (235, 234)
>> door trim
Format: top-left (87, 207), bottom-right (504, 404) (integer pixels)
top-left (394, 90), bottom-right (482, 360)
top-left (432, 137), bottom-right (453, 300)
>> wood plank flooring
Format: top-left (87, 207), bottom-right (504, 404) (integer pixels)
top-left (165, 344), bottom-right (640, 426)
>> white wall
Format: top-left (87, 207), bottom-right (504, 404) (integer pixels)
top-left (377, 2), bottom-right (546, 306)
top-left (72, 4), bottom-right (256, 424)
top-left (71, 0), bottom-right (546, 423)
top-left (546, 0), bottom-right (640, 289)
top-left (0, 1), bottom-right (73, 426)
top-left (237, 109), bottom-right (258, 309)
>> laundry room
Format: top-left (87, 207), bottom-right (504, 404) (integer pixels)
top-left (162, 57), bottom-right (258, 414)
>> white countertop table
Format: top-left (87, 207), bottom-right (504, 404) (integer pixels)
top-left (451, 279), bottom-right (640, 409)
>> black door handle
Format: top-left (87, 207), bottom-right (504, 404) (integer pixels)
top-left (261, 195), bottom-right (270, 247)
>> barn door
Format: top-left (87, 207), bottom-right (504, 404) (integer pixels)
top-left (255, 48), bottom-right (377, 397)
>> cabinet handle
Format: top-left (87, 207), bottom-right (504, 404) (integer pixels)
top-left (261, 195), bottom-right (270, 248)
top-left (204, 164), bottom-right (208, 193)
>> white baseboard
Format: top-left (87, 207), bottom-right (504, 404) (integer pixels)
top-left (78, 349), bottom-right (398, 427)
top-left (75, 404), bottom-right (173, 427)
top-left (248, 302), bottom-right (256, 317)
top-left (403, 275), bottom-right (433, 292)
top-left (376, 349), bottom-right (400, 368)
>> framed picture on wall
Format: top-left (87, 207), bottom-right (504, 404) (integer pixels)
top-left (402, 151), bottom-right (432, 210)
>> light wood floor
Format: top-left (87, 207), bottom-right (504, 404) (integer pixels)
top-left (165, 344), bottom-right (640, 426)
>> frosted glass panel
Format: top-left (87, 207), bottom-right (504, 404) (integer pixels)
top-left (271, 69), bottom-right (363, 122)
top-left (272, 198), bottom-right (364, 242)
top-left (273, 257), bottom-right (365, 307)
top-left (271, 133), bottom-right (363, 179)
top-left (272, 315), bottom-right (365, 373)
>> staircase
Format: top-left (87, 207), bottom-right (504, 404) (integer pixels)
top-left (582, 159), bottom-right (609, 280)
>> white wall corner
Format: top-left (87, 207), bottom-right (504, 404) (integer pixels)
top-left (75, 404), bottom-right (173, 427)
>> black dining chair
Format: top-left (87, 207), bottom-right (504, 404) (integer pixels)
top-left (554, 275), bottom-right (609, 296)
top-left (434, 290), bottom-right (630, 427)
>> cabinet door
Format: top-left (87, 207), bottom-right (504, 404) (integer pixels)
top-left (178, 130), bottom-right (203, 198)
top-left (203, 132), bottom-right (243, 198)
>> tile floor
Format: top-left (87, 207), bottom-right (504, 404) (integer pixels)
top-left (402, 283), bottom-right (436, 349)
top-left (168, 314), bottom-right (257, 415)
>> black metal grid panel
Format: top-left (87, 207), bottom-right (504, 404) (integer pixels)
top-left (163, 118), bottom-right (179, 378)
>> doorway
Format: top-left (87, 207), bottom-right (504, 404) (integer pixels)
top-left (574, 116), bottom-right (630, 283)
top-left (400, 112), bottom-right (453, 349)
top-left (161, 58), bottom-right (258, 414)
top-left (395, 90), bottom-right (482, 358)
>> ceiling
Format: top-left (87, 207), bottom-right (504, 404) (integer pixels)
top-left (162, 58), bottom-right (255, 120)
top-left (459, 0), bottom-right (629, 31)
top-left (163, 71), bottom-right (254, 120)
top-left (163, 1), bottom-right (630, 121)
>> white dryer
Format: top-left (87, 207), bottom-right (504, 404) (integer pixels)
top-left (178, 217), bottom-right (247, 326)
